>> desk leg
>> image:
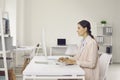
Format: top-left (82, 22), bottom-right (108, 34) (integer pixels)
top-left (50, 47), bottom-right (52, 56)
top-left (21, 58), bottom-right (30, 73)
top-left (23, 76), bottom-right (25, 80)
top-left (82, 76), bottom-right (85, 80)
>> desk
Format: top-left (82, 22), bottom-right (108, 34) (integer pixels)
top-left (23, 56), bottom-right (85, 80)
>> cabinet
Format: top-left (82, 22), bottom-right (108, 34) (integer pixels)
top-left (14, 46), bottom-right (34, 67)
top-left (50, 46), bottom-right (67, 56)
top-left (50, 44), bottom-right (78, 56)
top-left (96, 25), bottom-right (112, 54)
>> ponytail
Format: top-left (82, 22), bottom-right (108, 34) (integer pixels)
top-left (88, 30), bottom-right (99, 50)
top-left (88, 30), bottom-right (94, 39)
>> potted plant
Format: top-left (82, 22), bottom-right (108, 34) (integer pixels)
top-left (100, 20), bottom-right (107, 26)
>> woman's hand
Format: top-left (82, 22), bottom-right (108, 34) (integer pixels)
top-left (58, 57), bottom-right (76, 65)
top-left (58, 57), bottom-right (69, 62)
top-left (64, 59), bottom-right (76, 65)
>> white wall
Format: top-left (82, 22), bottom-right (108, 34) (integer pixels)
top-left (16, 0), bottom-right (25, 46)
top-left (0, 0), bottom-right (3, 9)
top-left (0, 0), bottom-right (5, 10)
top-left (5, 0), bottom-right (16, 46)
top-left (112, 0), bottom-right (120, 63)
top-left (23, 0), bottom-right (116, 44)
top-left (17, 0), bottom-right (120, 62)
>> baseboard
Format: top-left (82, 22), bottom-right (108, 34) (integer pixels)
top-left (112, 62), bottom-right (120, 64)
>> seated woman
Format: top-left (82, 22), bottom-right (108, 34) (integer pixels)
top-left (58, 20), bottom-right (99, 80)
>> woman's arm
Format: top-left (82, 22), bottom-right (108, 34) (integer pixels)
top-left (78, 41), bottom-right (98, 69)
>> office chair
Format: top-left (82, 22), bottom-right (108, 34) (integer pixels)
top-left (99, 53), bottom-right (112, 80)
top-left (21, 45), bottom-right (40, 73)
top-left (29, 44), bottom-right (41, 58)
top-left (21, 43), bottom-right (46, 73)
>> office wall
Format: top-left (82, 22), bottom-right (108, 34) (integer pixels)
top-left (17, 0), bottom-right (120, 62)
top-left (5, 0), bottom-right (16, 46)
top-left (112, 1), bottom-right (120, 63)
top-left (0, 0), bottom-right (5, 10)
top-left (0, 0), bottom-right (2, 8)
top-left (16, 0), bottom-right (25, 46)
top-left (22, 0), bottom-right (116, 45)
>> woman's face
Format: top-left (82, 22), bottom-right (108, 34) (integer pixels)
top-left (77, 24), bottom-right (87, 36)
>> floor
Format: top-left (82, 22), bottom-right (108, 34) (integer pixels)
top-left (15, 64), bottom-right (120, 80)
top-left (106, 64), bottom-right (120, 80)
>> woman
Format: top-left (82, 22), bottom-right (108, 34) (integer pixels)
top-left (58, 20), bottom-right (99, 80)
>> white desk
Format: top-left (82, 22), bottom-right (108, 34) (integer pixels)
top-left (23, 56), bottom-right (85, 80)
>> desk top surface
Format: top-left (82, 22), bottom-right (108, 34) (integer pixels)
top-left (23, 56), bottom-right (85, 76)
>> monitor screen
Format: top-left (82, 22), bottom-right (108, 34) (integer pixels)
top-left (57, 39), bottom-right (66, 46)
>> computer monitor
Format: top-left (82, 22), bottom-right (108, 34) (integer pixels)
top-left (57, 38), bottom-right (66, 46)
top-left (41, 28), bottom-right (47, 56)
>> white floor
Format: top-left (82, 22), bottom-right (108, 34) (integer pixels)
top-left (16, 64), bottom-right (120, 80)
top-left (106, 64), bottom-right (120, 80)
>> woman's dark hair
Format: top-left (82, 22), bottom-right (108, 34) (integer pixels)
top-left (78, 20), bottom-right (99, 50)
top-left (78, 20), bottom-right (94, 39)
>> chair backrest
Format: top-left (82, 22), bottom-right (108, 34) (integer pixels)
top-left (30, 45), bottom-right (44, 58)
top-left (99, 53), bottom-right (112, 80)
top-left (29, 46), bottom-right (37, 59)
